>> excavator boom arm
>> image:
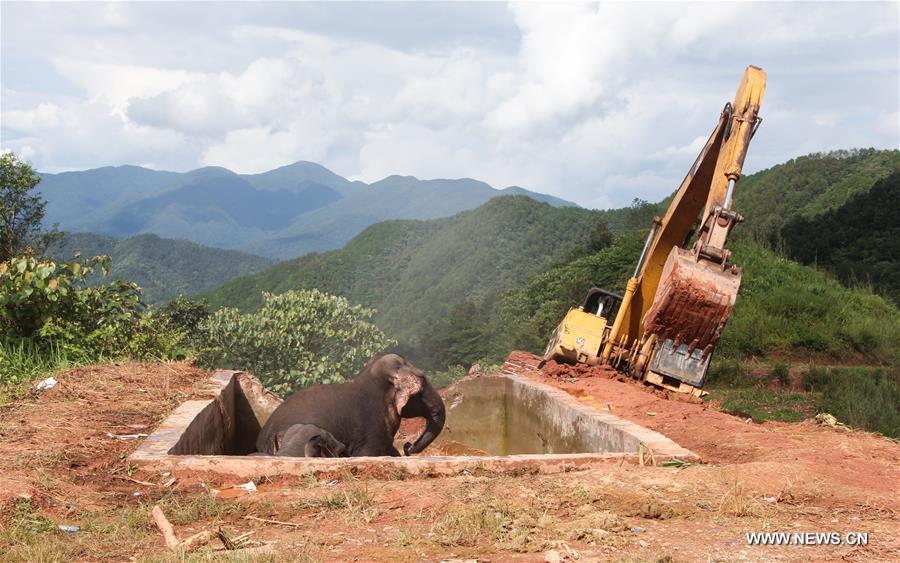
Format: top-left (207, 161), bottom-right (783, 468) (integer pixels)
top-left (602, 66), bottom-right (766, 388)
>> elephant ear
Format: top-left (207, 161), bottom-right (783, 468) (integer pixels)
top-left (391, 368), bottom-right (423, 416)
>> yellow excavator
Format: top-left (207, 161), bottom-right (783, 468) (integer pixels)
top-left (543, 66), bottom-right (766, 396)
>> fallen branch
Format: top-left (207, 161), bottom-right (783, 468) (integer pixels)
top-left (113, 475), bottom-right (158, 487)
top-left (151, 505), bottom-right (179, 549)
top-left (244, 515), bottom-right (304, 528)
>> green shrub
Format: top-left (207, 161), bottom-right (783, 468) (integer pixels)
top-left (771, 362), bottom-right (790, 387)
top-left (157, 296), bottom-right (210, 335)
top-left (0, 254), bottom-right (183, 388)
top-left (0, 339), bottom-right (79, 387)
top-left (428, 365), bottom-right (468, 390)
top-left (802, 366), bottom-right (899, 437)
top-left (198, 289), bottom-right (395, 395)
top-left (706, 358), bottom-right (752, 388)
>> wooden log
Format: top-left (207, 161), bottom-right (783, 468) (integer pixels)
top-left (150, 505), bottom-right (179, 549)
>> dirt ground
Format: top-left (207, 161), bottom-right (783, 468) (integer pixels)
top-left (1, 356), bottom-right (898, 562)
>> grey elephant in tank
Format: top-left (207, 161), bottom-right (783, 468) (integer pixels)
top-left (251, 423), bottom-right (347, 457)
top-left (256, 354), bottom-right (445, 457)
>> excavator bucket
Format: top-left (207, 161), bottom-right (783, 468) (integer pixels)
top-left (641, 247), bottom-right (741, 387)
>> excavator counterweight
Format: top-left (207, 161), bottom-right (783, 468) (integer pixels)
top-left (543, 66), bottom-right (766, 395)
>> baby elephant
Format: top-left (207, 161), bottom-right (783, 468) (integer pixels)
top-left (255, 423), bottom-right (347, 458)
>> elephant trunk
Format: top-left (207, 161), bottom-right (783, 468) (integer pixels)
top-left (403, 387), bottom-right (445, 455)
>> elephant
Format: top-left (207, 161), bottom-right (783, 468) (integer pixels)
top-left (251, 423), bottom-right (347, 457)
top-left (256, 353), bottom-right (445, 457)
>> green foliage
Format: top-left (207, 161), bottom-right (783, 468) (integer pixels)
top-left (427, 365), bottom-right (469, 391)
top-left (715, 240), bottom-right (900, 365)
top-left (1, 254), bottom-right (118, 338)
top-left (803, 366), bottom-right (899, 438)
top-left (206, 196), bottom-right (606, 363)
top-left (198, 289), bottom-right (395, 395)
top-left (0, 339), bottom-right (80, 391)
top-left (0, 254), bottom-right (184, 387)
top-left (734, 148), bottom-right (900, 242)
top-left (713, 387), bottom-right (818, 423)
top-left (770, 362), bottom-right (790, 388)
top-left (0, 152), bottom-right (61, 261)
top-left (782, 171), bottom-right (899, 304)
top-left (156, 295), bottom-right (210, 339)
top-left (48, 232), bottom-right (273, 304)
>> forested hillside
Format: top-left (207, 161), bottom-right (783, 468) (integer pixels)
top-left (436, 236), bottom-right (899, 370)
top-left (49, 232), bottom-right (273, 304)
top-left (205, 196), bottom-right (605, 355)
top-left (734, 148), bottom-right (899, 241)
top-left (782, 171), bottom-right (899, 304)
top-left (203, 149), bottom-right (900, 374)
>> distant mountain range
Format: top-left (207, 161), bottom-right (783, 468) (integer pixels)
top-left (37, 161), bottom-right (575, 259)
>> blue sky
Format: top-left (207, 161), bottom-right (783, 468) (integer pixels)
top-left (2, 1), bottom-right (898, 209)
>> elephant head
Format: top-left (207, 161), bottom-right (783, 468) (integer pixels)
top-left (365, 354), bottom-right (446, 455)
top-left (275, 423), bottom-right (347, 457)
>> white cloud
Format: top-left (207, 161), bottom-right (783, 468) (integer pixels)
top-left (1, 2), bottom-right (897, 208)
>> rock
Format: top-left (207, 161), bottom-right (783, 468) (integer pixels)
top-left (544, 549), bottom-right (563, 563)
top-left (640, 501), bottom-right (663, 519)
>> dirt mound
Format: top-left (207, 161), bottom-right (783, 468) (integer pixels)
top-left (541, 359), bottom-right (620, 379)
top-left (0, 362), bottom-right (210, 507)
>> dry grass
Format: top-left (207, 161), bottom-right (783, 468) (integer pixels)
top-left (717, 477), bottom-right (763, 518)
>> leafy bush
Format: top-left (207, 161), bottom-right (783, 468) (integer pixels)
top-left (428, 365), bottom-right (468, 391)
top-left (0, 254), bottom-right (182, 386)
top-left (157, 296), bottom-right (210, 338)
top-left (198, 289), bottom-right (395, 395)
top-left (803, 366), bottom-right (899, 438)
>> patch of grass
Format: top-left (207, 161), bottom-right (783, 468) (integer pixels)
top-left (154, 493), bottom-right (242, 526)
top-left (716, 240), bottom-right (900, 365)
top-left (770, 362), bottom-right (790, 387)
top-left (706, 358), bottom-right (753, 388)
top-left (428, 364), bottom-right (468, 390)
top-left (712, 387), bottom-right (819, 423)
top-left (0, 340), bottom-right (85, 404)
top-left (803, 366), bottom-right (899, 438)
top-left (293, 482), bottom-right (379, 525)
top-left (432, 499), bottom-right (547, 552)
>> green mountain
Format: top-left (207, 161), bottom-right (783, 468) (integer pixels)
top-left (205, 196), bottom-right (605, 354)
top-left (204, 148), bottom-right (900, 372)
top-left (37, 162), bottom-right (575, 259)
top-left (782, 171), bottom-right (899, 304)
top-left (455, 236), bottom-right (899, 370)
top-left (49, 232), bottom-right (273, 304)
top-left (734, 148), bottom-right (900, 241)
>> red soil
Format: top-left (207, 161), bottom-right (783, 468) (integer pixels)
top-left (509, 350), bottom-right (900, 502)
top-left (1, 357), bottom-right (897, 561)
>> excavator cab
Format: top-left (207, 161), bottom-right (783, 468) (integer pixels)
top-left (543, 288), bottom-right (622, 365)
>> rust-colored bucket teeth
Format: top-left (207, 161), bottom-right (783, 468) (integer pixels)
top-left (642, 247), bottom-right (741, 359)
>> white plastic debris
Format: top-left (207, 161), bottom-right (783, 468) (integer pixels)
top-left (35, 377), bottom-right (57, 391)
top-left (236, 481), bottom-right (257, 492)
top-left (57, 524), bottom-right (80, 533)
